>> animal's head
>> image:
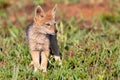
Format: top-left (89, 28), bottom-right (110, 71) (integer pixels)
top-left (34, 4), bottom-right (57, 35)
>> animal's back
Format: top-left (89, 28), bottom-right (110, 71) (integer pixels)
top-left (26, 22), bottom-right (34, 43)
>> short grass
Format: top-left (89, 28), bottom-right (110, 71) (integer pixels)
top-left (0, 0), bottom-right (120, 80)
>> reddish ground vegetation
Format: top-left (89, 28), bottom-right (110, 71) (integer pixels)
top-left (1, 1), bottom-right (112, 27)
top-left (59, 2), bottom-right (110, 21)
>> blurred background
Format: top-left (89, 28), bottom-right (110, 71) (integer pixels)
top-left (0, 0), bottom-right (120, 80)
top-left (1, 0), bottom-right (120, 27)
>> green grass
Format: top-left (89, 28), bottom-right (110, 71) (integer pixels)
top-left (0, 0), bottom-right (120, 80)
top-left (0, 18), bottom-right (120, 80)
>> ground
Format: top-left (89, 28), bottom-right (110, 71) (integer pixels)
top-left (0, 0), bottom-right (120, 80)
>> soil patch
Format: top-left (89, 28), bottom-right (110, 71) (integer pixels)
top-left (1, 1), bottom-right (112, 26)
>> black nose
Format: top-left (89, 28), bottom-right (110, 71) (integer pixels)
top-left (55, 29), bottom-right (58, 33)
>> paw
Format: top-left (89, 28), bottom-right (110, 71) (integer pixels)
top-left (34, 67), bottom-right (38, 72)
top-left (29, 61), bottom-right (34, 67)
top-left (59, 59), bottom-right (62, 65)
top-left (39, 65), bottom-right (47, 72)
top-left (29, 61), bottom-right (40, 72)
top-left (54, 56), bottom-right (62, 65)
top-left (34, 64), bottom-right (40, 72)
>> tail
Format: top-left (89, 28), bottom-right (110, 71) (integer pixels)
top-left (25, 21), bottom-right (34, 44)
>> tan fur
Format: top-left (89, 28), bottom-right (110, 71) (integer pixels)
top-left (40, 50), bottom-right (50, 72)
top-left (27, 4), bottom-right (61, 72)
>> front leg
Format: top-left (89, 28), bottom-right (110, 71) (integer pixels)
top-left (30, 50), bottom-right (40, 72)
top-left (40, 50), bottom-right (50, 72)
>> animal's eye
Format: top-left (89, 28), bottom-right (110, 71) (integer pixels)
top-left (45, 23), bottom-right (50, 26)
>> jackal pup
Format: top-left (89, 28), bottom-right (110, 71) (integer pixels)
top-left (26, 4), bottom-right (62, 72)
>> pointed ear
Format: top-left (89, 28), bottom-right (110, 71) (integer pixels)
top-left (52, 4), bottom-right (57, 18)
top-left (35, 5), bottom-right (45, 18)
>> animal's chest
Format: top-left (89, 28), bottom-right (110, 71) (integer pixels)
top-left (37, 37), bottom-right (50, 51)
top-left (29, 29), bottom-right (50, 51)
